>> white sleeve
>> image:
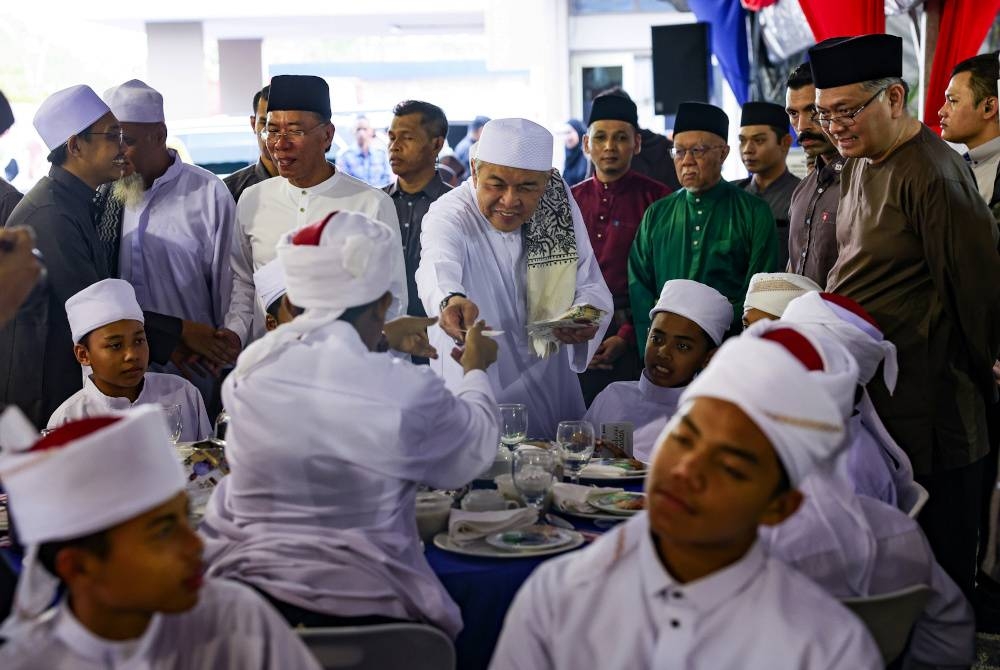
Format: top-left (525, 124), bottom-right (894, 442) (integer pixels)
top-left (906, 547), bottom-right (976, 668)
top-left (398, 369), bottom-right (498, 489)
top-left (224, 204), bottom-right (256, 346)
top-left (415, 202), bottom-right (468, 317)
top-left (489, 562), bottom-right (558, 670)
top-left (566, 182), bottom-right (613, 372)
top-left (373, 193), bottom-right (408, 319)
top-left (210, 181), bottom-right (237, 328)
top-left (188, 383), bottom-right (214, 441)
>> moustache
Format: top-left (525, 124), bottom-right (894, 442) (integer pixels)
top-left (797, 132), bottom-right (827, 144)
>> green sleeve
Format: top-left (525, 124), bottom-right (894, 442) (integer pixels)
top-left (741, 201), bottom-right (780, 314)
top-left (628, 206), bottom-right (659, 349)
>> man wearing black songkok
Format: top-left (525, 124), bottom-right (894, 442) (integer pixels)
top-left (815, 33), bottom-right (1000, 599)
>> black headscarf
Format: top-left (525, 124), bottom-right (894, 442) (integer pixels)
top-left (563, 119), bottom-right (588, 187)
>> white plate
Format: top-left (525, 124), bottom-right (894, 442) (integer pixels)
top-left (485, 525), bottom-right (575, 552)
top-left (553, 505), bottom-right (631, 522)
top-left (433, 530), bottom-right (584, 558)
top-left (576, 459), bottom-right (648, 481)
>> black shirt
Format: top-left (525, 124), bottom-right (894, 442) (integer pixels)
top-left (224, 160), bottom-right (275, 204)
top-left (383, 171), bottom-right (452, 318)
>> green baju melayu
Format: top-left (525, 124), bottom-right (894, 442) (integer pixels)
top-left (628, 179), bottom-right (778, 347)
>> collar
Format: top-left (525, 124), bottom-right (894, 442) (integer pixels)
top-left (386, 170), bottom-right (450, 199)
top-left (750, 169), bottom-right (796, 193)
top-left (638, 517), bottom-right (767, 616)
top-left (141, 150), bottom-right (183, 200)
top-left (49, 165), bottom-right (97, 204)
top-left (52, 597), bottom-right (160, 665)
top-left (84, 374), bottom-right (145, 410)
top-left (967, 135), bottom-right (1000, 166)
top-left (592, 170), bottom-right (640, 194)
top-left (638, 371), bottom-right (687, 405)
top-left (683, 178), bottom-right (730, 204)
top-left (280, 163), bottom-right (340, 198)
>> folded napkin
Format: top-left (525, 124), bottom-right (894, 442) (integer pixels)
top-left (552, 482), bottom-right (625, 513)
top-left (578, 462), bottom-right (635, 478)
top-left (448, 508), bottom-right (538, 545)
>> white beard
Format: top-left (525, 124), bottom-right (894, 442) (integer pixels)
top-left (110, 172), bottom-right (146, 208)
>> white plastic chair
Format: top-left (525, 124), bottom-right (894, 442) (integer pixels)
top-left (297, 623), bottom-right (455, 670)
top-left (905, 482), bottom-right (930, 519)
top-left (840, 584), bottom-right (931, 665)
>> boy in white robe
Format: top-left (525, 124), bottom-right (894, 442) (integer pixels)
top-left (47, 279), bottom-right (211, 441)
top-left (490, 332), bottom-right (882, 670)
top-left (0, 405), bottom-right (320, 669)
top-left (780, 290), bottom-right (917, 510)
top-left (742, 271), bottom-right (820, 329)
top-left (201, 211), bottom-right (500, 637)
top-left (748, 324), bottom-right (975, 668)
top-left (584, 279), bottom-right (731, 463)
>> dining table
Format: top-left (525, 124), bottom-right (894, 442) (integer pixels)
top-left (426, 478), bottom-right (645, 670)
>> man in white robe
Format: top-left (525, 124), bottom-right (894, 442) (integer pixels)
top-left (224, 75), bottom-right (405, 346)
top-left (416, 118), bottom-right (613, 439)
top-left (0, 405), bottom-right (319, 669)
top-left (490, 334), bottom-right (881, 669)
top-left (201, 211), bottom-right (499, 637)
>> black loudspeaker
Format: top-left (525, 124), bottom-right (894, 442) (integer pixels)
top-left (651, 23), bottom-right (711, 117)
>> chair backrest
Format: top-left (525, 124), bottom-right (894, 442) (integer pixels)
top-left (297, 623), bottom-right (455, 670)
top-left (906, 482), bottom-right (930, 519)
top-left (840, 584), bottom-right (931, 664)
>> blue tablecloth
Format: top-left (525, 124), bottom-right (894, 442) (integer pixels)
top-left (427, 478), bottom-right (644, 670)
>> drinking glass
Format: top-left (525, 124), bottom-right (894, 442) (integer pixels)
top-left (498, 403), bottom-right (528, 449)
top-left (556, 420), bottom-right (596, 484)
top-left (512, 448), bottom-right (557, 521)
top-left (162, 404), bottom-right (183, 445)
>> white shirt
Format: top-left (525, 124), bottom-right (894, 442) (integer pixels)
top-left (119, 151), bottom-right (234, 327)
top-left (967, 135), bottom-right (1000, 202)
top-left (200, 318), bottom-right (498, 638)
top-left (47, 372), bottom-right (211, 442)
top-left (583, 373), bottom-right (685, 463)
top-left (490, 512), bottom-right (882, 670)
top-left (0, 579), bottom-right (321, 669)
top-left (415, 179), bottom-right (613, 439)
top-left (224, 169), bottom-right (405, 345)
top-left (759, 481), bottom-right (975, 667)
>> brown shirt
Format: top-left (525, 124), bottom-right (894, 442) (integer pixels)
top-left (788, 154), bottom-right (844, 286)
top-left (828, 124), bottom-right (1000, 474)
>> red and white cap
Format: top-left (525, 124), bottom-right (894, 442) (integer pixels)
top-left (781, 291), bottom-right (898, 393)
top-left (0, 405), bottom-right (185, 630)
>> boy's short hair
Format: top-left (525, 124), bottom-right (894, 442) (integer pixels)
top-left (265, 297), bottom-right (283, 321)
top-left (37, 529), bottom-right (110, 578)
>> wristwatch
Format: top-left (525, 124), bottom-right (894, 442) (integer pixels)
top-left (440, 292), bottom-right (466, 313)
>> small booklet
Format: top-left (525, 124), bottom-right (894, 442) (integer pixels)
top-left (527, 305), bottom-right (606, 339)
top-left (601, 421), bottom-right (635, 458)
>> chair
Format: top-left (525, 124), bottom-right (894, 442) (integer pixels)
top-left (840, 584), bottom-right (931, 665)
top-left (905, 482), bottom-right (930, 519)
top-left (297, 623), bottom-right (456, 670)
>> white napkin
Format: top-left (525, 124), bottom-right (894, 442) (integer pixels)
top-left (448, 508), bottom-right (538, 545)
top-left (578, 462), bottom-right (634, 478)
top-left (552, 482), bottom-right (625, 513)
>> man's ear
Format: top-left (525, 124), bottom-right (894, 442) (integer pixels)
top-left (66, 135), bottom-right (83, 158)
top-left (54, 545), bottom-right (100, 586)
top-left (758, 488), bottom-right (803, 527)
top-left (248, 114), bottom-right (257, 132)
top-left (431, 136), bottom-right (445, 156)
top-left (720, 144), bottom-right (731, 162)
top-left (780, 133), bottom-right (793, 154)
top-left (582, 133), bottom-right (591, 157)
top-left (699, 346), bottom-right (719, 371)
top-left (633, 131), bottom-right (642, 156)
top-left (74, 343), bottom-right (91, 366)
top-left (265, 314), bottom-right (278, 331)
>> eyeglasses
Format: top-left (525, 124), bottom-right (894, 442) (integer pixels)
top-left (80, 128), bottom-right (125, 145)
top-left (813, 87), bottom-right (887, 129)
top-left (670, 145), bottom-right (726, 160)
top-left (259, 123), bottom-right (325, 145)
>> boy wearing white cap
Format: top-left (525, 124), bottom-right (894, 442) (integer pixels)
top-left (253, 258), bottom-right (297, 331)
top-left (201, 210), bottom-right (499, 636)
top-left (490, 334), bottom-right (881, 669)
top-left (416, 117), bottom-right (613, 439)
top-left (99, 79), bottom-right (238, 401)
top-left (742, 271), bottom-right (821, 329)
top-left (584, 279), bottom-right (731, 463)
top-left (743, 325), bottom-right (975, 669)
top-left (47, 279), bottom-right (211, 442)
top-left (0, 406), bottom-right (320, 669)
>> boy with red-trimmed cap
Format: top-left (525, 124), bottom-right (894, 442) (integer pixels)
top-left (0, 405), bottom-right (319, 669)
top-left (491, 331), bottom-right (881, 669)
